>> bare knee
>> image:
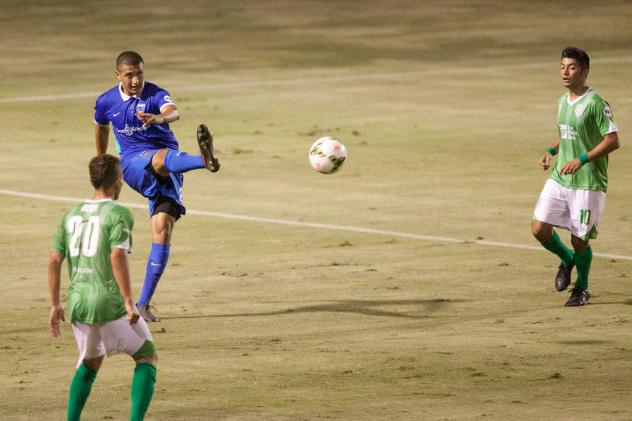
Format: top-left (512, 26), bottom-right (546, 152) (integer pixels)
top-left (571, 235), bottom-right (589, 253)
top-left (151, 149), bottom-right (169, 177)
top-left (83, 356), bottom-right (104, 372)
top-left (151, 213), bottom-right (175, 244)
top-left (134, 353), bottom-right (158, 367)
top-left (532, 219), bottom-right (553, 243)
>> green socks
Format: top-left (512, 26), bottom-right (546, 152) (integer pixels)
top-left (67, 364), bottom-right (97, 421)
top-left (541, 231), bottom-right (574, 268)
top-left (67, 361), bottom-right (156, 421)
top-left (130, 363), bottom-right (157, 421)
top-left (574, 246), bottom-right (592, 290)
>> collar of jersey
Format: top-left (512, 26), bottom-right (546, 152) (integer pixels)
top-left (85, 198), bottom-right (113, 203)
top-left (566, 87), bottom-right (592, 105)
top-left (119, 81), bottom-right (146, 101)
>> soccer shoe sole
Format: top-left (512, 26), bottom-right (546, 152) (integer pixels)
top-left (197, 124), bottom-right (220, 173)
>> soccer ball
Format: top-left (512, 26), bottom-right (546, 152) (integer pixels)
top-left (308, 136), bottom-right (348, 174)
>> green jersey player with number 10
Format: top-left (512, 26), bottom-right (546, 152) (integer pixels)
top-left (48, 154), bottom-right (157, 420)
top-left (532, 47), bottom-right (620, 307)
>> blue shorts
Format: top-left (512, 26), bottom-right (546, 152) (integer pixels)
top-left (121, 150), bottom-right (186, 217)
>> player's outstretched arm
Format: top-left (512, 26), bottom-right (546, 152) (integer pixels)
top-left (48, 251), bottom-right (65, 337)
top-left (95, 124), bottom-right (110, 155)
top-left (111, 248), bottom-right (140, 325)
top-left (560, 132), bottom-right (620, 175)
top-left (136, 104), bottom-right (180, 129)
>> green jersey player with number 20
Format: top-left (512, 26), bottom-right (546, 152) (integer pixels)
top-left (48, 154), bottom-right (157, 420)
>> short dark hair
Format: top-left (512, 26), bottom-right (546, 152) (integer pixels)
top-left (89, 154), bottom-right (120, 189)
top-left (116, 51), bottom-right (144, 69)
top-left (561, 46), bottom-right (589, 69)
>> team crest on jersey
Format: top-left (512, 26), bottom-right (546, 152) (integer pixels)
top-left (135, 102), bottom-right (146, 113)
top-left (603, 105), bottom-right (613, 118)
top-left (574, 104), bottom-right (585, 118)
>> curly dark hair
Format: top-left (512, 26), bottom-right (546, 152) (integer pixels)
top-left (89, 154), bottom-right (120, 189)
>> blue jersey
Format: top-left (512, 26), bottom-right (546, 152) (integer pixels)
top-left (94, 82), bottom-right (180, 161)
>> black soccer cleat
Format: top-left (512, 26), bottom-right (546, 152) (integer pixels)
top-left (565, 288), bottom-right (590, 307)
top-left (555, 261), bottom-right (574, 292)
top-left (197, 124), bottom-right (220, 173)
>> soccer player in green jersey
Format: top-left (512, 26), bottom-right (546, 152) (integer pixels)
top-left (48, 154), bottom-right (157, 420)
top-left (532, 47), bottom-right (620, 307)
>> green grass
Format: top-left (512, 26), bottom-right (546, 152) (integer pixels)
top-left (1, 0), bottom-right (632, 419)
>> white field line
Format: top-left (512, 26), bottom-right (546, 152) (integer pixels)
top-left (2, 56), bottom-right (632, 104)
top-left (1, 188), bottom-right (630, 261)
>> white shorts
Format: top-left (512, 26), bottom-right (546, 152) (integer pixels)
top-left (72, 316), bottom-right (154, 368)
top-left (533, 179), bottom-right (606, 240)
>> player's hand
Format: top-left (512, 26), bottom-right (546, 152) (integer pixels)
top-left (136, 112), bottom-right (164, 129)
top-left (559, 158), bottom-right (582, 175)
top-left (125, 300), bottom-right (140, 325)
top-left (49, 305), bottom-right (65, 337)
top-left (539, 152), bottom-right (552, 170)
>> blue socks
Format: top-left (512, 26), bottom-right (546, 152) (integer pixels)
top-left (163, 150), bottom-right (204, 173)
top-left (138, 243), bottom-right (170, 306)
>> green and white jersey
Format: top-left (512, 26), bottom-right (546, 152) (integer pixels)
top-left (52, 199), bottom-right (134, 324)
top-left (551, 88), bottom-right (617, 192)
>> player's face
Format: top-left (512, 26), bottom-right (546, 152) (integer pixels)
top-left (116, 62), bottom-right (144, 96)
top-left (560, 58), bottom-right (588, 90)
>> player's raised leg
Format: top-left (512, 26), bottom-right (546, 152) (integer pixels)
top-left (151, 148), bottom-right (205, 176)
top-left (147, 124), bottom-right (220, 177)
top-left (197, 124), bottom-right (220, 172)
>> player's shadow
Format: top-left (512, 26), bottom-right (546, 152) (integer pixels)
top-left (164, 298), bottom-right (462, 320)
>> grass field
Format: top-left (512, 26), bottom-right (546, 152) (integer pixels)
top-left (2, 0), bottom-right (632, 419)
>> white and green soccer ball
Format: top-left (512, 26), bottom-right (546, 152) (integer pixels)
top-left (308, 136), bottom-right (348, 174)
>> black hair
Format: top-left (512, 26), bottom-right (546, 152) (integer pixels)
top-left (561, 46), bottom-right (589, 69)
top-left (116, 51), bottom-right (144, 69)
top-left (89, 154), bottom-right (120, 189)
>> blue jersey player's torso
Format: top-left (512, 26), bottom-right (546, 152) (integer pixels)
top-left (94, 82), bottom-right (179, 160)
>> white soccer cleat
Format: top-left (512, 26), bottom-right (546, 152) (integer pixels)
top-left (137, 303), bottom-right (160, 322)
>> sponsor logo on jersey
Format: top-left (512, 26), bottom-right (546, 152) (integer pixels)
top-left (117, 124), bottom-right (146, 136)
top-left (559, 124), bottom-right (577, 140)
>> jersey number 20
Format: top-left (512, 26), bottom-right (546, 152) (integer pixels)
top-left (67, 216), bottom-right (101, 257)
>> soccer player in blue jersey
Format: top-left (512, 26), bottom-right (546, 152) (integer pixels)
top-left (94, 51), bottom-right (219, 321)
